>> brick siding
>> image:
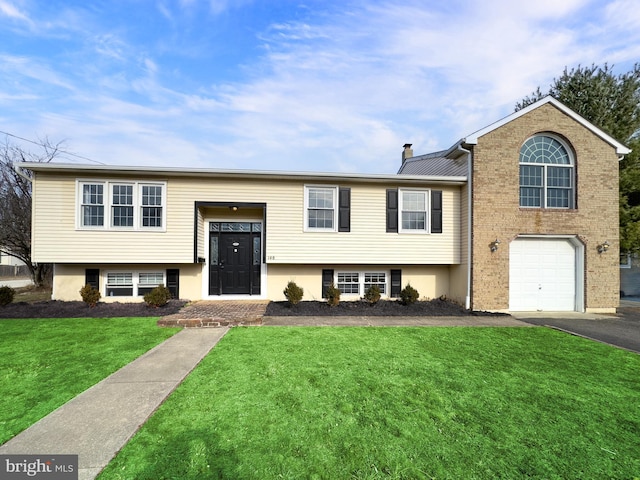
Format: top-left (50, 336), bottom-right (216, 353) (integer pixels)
top-left (471, 103), bottom-right (620, 311)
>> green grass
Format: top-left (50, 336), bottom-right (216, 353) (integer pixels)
top-left (0, 317), bottom-right (180, 444)
top-left (99, 327), bottom-right (640, 479)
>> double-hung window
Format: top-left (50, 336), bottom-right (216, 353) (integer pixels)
top-left (105, 271), bottom-right (164, 297)
top-left (399, 189), bottom-right (429, 233)
top-left (305, 186), bottom-right (337, 231)
top-left (337, 272), bottom-right (360, 294)
top-left (519, 135), bottom-right (574, 209)
top-left (106, 272), bottom-right (134, 296)
top-left (78, 181), bottom-right (165, 229)
top-left (112, 184), bottom-right (134, 227)
top-left (141, 185), bottom-right (163, 227)
top-left (81, 183), bottom-right (105, 227)
top-left (138, 272), bottom-right (164, 295)
top-left (336, 271), bottom-right (387, 296)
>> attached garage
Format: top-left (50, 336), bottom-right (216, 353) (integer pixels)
top-left (509, 237), bottom-right (584, 312)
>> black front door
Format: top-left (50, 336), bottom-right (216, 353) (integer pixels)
top-left (219, 233), bottom-right (251, 294)
top-left (209, 222), bottom-right (261, 295)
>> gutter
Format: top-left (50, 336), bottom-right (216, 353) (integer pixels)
top-left (15, 161), bottom-right (467, 186)
top-left (13, 162), bottom-right (33, 183)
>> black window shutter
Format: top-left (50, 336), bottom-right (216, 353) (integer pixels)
top-left (85, 269), bottom-right (99, 290)
top-left (322, 269), bottom-right (334, 298)
top-left (166, 269), bottom-right (180, 299)
top-left (338, 188), bottom-right (351, 232)
top-left (390, 269), bottom-right (402, 298)
top-left (431, 190), bottom-right (443, 234)
top-left (386, 189), bottom-right (398, 233)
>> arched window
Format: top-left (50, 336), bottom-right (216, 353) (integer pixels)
top-left (519, 135), bottom-right (574, 208)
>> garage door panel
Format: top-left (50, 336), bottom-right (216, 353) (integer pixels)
top-left (509, 238), bottom-right (576, 311)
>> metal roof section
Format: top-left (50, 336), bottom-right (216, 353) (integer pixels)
top-left (16, 161), bottom-right (467, 185)
top-left (463, 96), bottom-right (631, 155)
top-left (398, 151), bottom-right (467, 177)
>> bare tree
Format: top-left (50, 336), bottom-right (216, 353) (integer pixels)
top-left (0, 138), bottom-right (64, 286)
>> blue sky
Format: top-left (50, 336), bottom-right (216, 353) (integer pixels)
top-left (1, 0), bottom-right (638, 174)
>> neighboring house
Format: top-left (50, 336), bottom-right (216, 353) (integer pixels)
top-left (17, 96), bottom-right (630, 312)
top-left (0, 250), bottom-right (29, 281)
top-left (0, 251), bottom-right (26, 267)
top-left (620, 253), bottom-right (640, 297)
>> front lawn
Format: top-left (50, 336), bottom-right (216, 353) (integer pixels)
top-left (0, 317), bottom-right (180, 444)
top-left (99, 327), bottom-right (640, 479)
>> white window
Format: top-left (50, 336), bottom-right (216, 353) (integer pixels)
top-left (81, 183), bottom-right (105, 227)
top-left (336, 271), bottom-right (387, 296)
top-left (78, 181), bottom-right (166, 230)
top-left (138, 272), bottom-right (164, 295)
top-left (337, 272), bottom-right (360, 294)
top-left (399, 189), bottom-right (429, 233)
top-left (111, 184), bottom-right (134, 227)
top-left (106, 272), bottom-right (133, 297)
top-left (305, 186), bottom-right (337, 231)
top-left (141, 185), bottom-right (163, 228)
top-left (364, 273), bottom-right (387, 294)
top-left (519, 135), bottom-right (574, 209)
top-left (105, 271), bottom-right (164, 297)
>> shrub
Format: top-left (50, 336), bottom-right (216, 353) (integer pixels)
top-left (400, 284), bottom-right (419, 305)
top-left (283, 281), bottom-right (304, 305)
top-left (144, 284), bottom-right (172, 308)
top-left (363, 285), bottom-right (381, 304)
top-left (326, 283), bottom-right (341, 307)
top-left (0, 286), bottom-right (16, 306)
top-left (79, 284), bottom-right (101, 307)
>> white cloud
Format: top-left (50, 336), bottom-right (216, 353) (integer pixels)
top-left (0, 0), bottom-right (31, 24)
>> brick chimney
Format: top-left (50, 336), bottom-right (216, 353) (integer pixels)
top-left (402, 144), bottom-right (413, 163)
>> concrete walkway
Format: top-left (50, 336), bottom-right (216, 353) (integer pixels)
top-left (0, 327), bottom-right (229, 480)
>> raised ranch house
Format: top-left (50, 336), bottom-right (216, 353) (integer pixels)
top-left (17, 97), bottom-right (630, 312)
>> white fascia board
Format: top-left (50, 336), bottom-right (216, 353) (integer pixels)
top-left (16, 162), bottom-right (467, 185)
top-left (463, 96), bottom-right (631, 155)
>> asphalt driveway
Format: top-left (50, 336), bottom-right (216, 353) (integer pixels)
top-left (516, 303), bottom-right (640, 354)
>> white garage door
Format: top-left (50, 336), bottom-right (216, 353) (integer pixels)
top-left (509, 238), bottom-right (576, 311)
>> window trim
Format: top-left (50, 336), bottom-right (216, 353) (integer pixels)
top-left (304, 185), bottom-right (338, 232)
top-left (519, 134), bottom-right (575, 209)
top-left (105, 270), bottom-right (166, 297)
top-left (398, 188), bottom-right (430, 234)
top-left (77, 180), bottom-right (166, 231)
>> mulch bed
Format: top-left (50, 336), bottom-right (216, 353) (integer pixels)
top-left (0, 300), bottom-right (187, 319)
top-left (265, 298), bottom-right (503, 316)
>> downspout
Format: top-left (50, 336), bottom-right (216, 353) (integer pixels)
top-left (456, 143), bottom-right (472, 310)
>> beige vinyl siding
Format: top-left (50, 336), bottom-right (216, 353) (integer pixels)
top-left (266, 264), bottom-right (451, 301)
top-left (32, 173), bottom-right (461, 265)
top-left (448, 181), bottom-right (470, 306)
top-left (267, 184), bottom-right (460, 264)
top-left (52, 263), bottom-right (202, 301)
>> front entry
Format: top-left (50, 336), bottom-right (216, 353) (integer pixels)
top-left (209, 222), bottom-right (262, 295)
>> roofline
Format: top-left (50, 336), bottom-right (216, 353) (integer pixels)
top-left (462, 96), bottom-right (632, 155)
top-left (16, 162), bottom-right (467, 185)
